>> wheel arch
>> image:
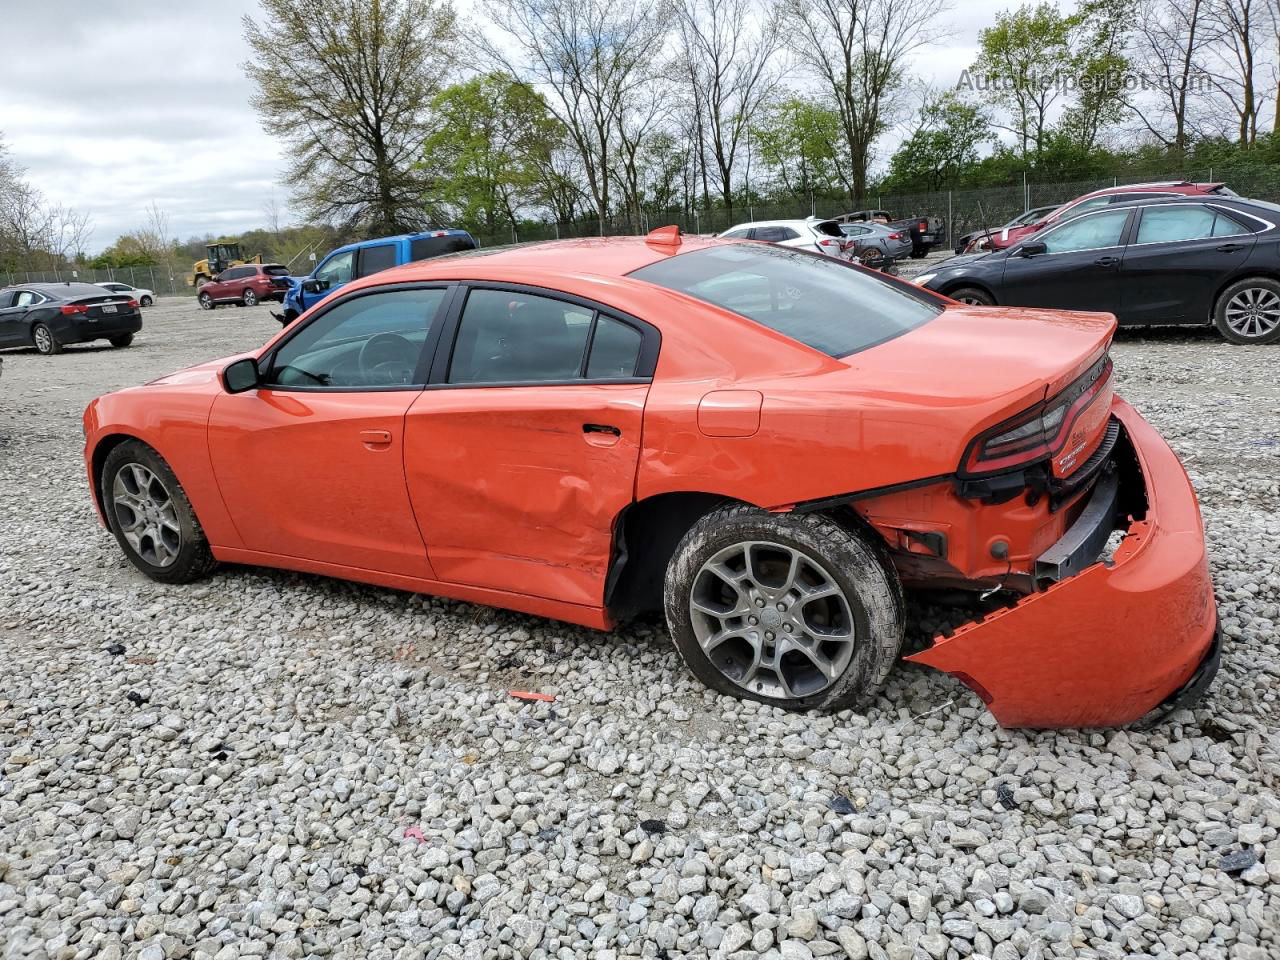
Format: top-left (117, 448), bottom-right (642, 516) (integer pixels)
top-left (89, 431), bottom-right (148, 521)
top-left (1209, 269), bottom-right (1280, 318)
top-left (602, 491), bottom-right (895, 623)
top-left (937, 279), bottom-right (998, 304)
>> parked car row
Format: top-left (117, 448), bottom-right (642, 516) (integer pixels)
top-left (916, 194), bottom-right (1280, 344)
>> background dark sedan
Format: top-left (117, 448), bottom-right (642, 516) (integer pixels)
top-left (0, 282), bottom-right (142, 355)
top-left (914, 195), bottom-right (1280, 345)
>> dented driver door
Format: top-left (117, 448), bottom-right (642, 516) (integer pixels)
top-left (401, 284), bottom-right (656, 609)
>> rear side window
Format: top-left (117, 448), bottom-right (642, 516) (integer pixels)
top-left (755, 226), bottom-right (799, 243)
top-left (630, 244), bottom-right (940, 357)
top-left (1135, 205), bottom-right (1244, 243)
top-left (358, 244), bottom-right (398, 277)
top-left (410, 234), bottom-right (477, 261)
top-left (720, 228), bottom-right (752, 239)
top-left (586, 315), bottom-right (642, 378)
top-left (449, 290), bottom-right (593, 383)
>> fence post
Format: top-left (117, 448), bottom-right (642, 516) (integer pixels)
top-left (149, 266), bottom-right (157, 295)
top-left (947, 191), bottom-right (953, 247)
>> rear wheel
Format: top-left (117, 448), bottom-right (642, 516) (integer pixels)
top-left (242, 288), bottom-right (258, 307)
top-left (664, 505), bottom-right (903, 712)
top-left (109, 333), bottom-right (134, 348)
top-left (1213, 277), bottom-right (1280, 344)
top-left (198, 291), bottom-right (214, 310)
top-left (947, 286), bottom-right (994, 306)
top-left (32, 323), bottom-right (62, 355)
top-left (101, 440), bottom-right (217, 584)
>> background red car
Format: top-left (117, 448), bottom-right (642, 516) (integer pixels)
top-left (977, 181), bottom-right (1236, 251)
top-left (197, 263), bottom-right (291, 309)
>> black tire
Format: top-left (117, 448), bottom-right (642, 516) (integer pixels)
top-left (139, 295), bottom-right (153, 307)
top-left (32, 323), bottom-right (62, 355)
top-left (1212, 277), bottom-right (1280, 345)
top-left (910, 248), bottom-right (927, 259)
top-left (947, 286), bottom-right (995, 306)
top-left (198, 291), bottom-right (215, 310)
top-left (101, 440), bottom-right (217, 584)
top-left (109, 333), bottom-right (134, 348)
top-left (664, 504), bottom-right (904, 713)
top-left (242, 288), bottom-right (258, 307)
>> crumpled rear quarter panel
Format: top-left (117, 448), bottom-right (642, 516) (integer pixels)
top-left (906, 398), bottom-right (1218, 728)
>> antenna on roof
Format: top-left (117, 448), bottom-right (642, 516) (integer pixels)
top-left (645, 225), bottom-right (682, 248)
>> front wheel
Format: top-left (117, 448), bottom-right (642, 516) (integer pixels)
top-left (109, 333), bottom-right (134, 348)
top-left (664, 505), bottom-right (903, 712)
top-left (32, 323), bottom-right (62, 355)
top-left (198, 292), bottom-right (214, 310)
top-left (139, 295), bottom-right (153, 307)
top-left (1213, 277), bottom-right (1280, 344)
top-left (101, 440), bottom-right (217, 584)
top-left (947, 286), bottom-right (995, 306)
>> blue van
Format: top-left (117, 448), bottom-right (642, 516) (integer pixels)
top-left (278, 229), bottom-right (477, 323)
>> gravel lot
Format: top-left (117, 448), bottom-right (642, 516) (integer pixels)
top-left (1, 284), bottom-right (1278, 960)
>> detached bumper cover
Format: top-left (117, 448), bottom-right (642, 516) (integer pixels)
top-left (907, 397), bottom-right (1219, 728)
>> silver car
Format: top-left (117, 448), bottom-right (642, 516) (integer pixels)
top-left (718, 218), bottom-right (851, 258)
top-left (837, 221), bottom-right (913, 262)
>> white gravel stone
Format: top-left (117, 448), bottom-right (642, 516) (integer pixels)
top-left (0, 292), bottom-right (1277, 960)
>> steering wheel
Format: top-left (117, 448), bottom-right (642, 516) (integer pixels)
top-left (357, 333), bottom-right (416, 385)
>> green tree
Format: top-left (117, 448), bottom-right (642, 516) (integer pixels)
top-left (882, 93), bottom-right (994, 191)
top-left (752, 98), bottom-right (848, 202)
top-left (967, 3), bottom-right (1075, 160)
top-left (1058, 0), bottom-right (1135, 152)
top-left (242, 0), bottom-right (459, 235)
top-left (421, 74), bottom-right (564, 236)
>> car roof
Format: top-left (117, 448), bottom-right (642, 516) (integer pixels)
top-left (26, 282), bottom-right (112, 297)
top-left (347, 233), bottom-right (732, 287)
top-left (327, 229), bottom-right (474, 255)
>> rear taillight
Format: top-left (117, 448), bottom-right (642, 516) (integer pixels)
top-left (126, 299), bottom-right (139, 309)
top-left (960, 357), bottom-right (1113, 476)
top-left (889, 232), bottom-right (904, 240)
top-left (818, 238), bottom-right (840, 247)
top-left (919, 220), bottom-right (928, 230)
top-left (60, 304), bottom-right (88, 315)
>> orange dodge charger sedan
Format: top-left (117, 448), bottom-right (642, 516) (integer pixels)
top-left (83, 228), bottom-right (1220, 727)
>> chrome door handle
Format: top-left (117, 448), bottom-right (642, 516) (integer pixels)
top-left (1094, 256), bottom-right (1119, 266)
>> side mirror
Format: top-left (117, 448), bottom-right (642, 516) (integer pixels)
top-left (1018, 241), bottom-right (1047, 258)
top-left (222, 358), bottom-right (260, 393)
top-left (301, 278), bottom-right (330, 293)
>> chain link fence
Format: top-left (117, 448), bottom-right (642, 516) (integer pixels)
top-left (1, 261), bottom-right (194, 298)
top-left (471, 163), bottom-right (1280, 252)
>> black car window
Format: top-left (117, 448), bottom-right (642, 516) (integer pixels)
top-left (267, 288), bottom-right (446, 388)
top-left (448, 289), bottom-right (594, 384)
top-left (630, 243), bottom-right (940, 357)
top-left (1211, 213), bottom-right (1250, 237)
top-left (264, 265), bottom-right (290, 277)
top-left (721, 228), bottom-right (752, 239)
top-left (410, 234), bottom-right (477, 261)
top-left (1136, 205), bottom-right (1219, 244)
top-left (841, 225), bottom-right (870, 237)
top-left (1038, 210), bottom-right (1129, 253)
top-left (14, 291), bottom-right (38, 307)
top-left (755, 226), bottom-right (800, 243)
top-left (586, 315), bottom-right (643, 378)
top-left (813, 221), bottom-right (844, 237)
top-left (357, 244), bottom-right (398, 278)
top-left (222, 267), bottom-right (249, 281)
top-left (315, 250), bottom-right (355, 286)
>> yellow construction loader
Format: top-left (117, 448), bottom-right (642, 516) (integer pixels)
top-left (189, 241), bottom-right (263, 287)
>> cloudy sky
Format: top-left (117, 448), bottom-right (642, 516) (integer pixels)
top-left (0, 0), bottom-right (1022, 253)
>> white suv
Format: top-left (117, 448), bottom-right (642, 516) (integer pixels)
top-left (718, 218), bottom-right (851, 258)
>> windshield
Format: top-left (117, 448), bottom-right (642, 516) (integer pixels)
top-left (630, 244), bottom-right (941, 357)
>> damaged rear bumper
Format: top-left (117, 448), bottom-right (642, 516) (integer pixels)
top-left (907, 396), bottom-right (1219, 728)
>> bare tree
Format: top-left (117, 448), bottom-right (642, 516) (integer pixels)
top-left (675, 0), bottom-right (784, 216)
top-left (480, 0), bottom-right (672, 226)
top-left (1201, 0), bottom-right (1277, 144)
top-left (243, 0), bottom-right (459, 233)
top-left (782, 0), bottom-right (947, 205)
top-left (1130, 0), bottom-right (1221, 150)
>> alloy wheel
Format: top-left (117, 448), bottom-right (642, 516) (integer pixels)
top-left (33, 326), bottom-right (53, 353)
top-left (1224, 287), bottom-right (1280, 339)
top-left (956, 295), bottom-right (987, 306)
top-left (689, 540), bottom-right (856, 701)
top-left (243, 289), bottom-right (257, 306)
top-left (112, 463), bottom-right (182, 567)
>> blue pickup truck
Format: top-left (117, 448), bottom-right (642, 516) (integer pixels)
top-left (276, 229), bottom-right (477, 324)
